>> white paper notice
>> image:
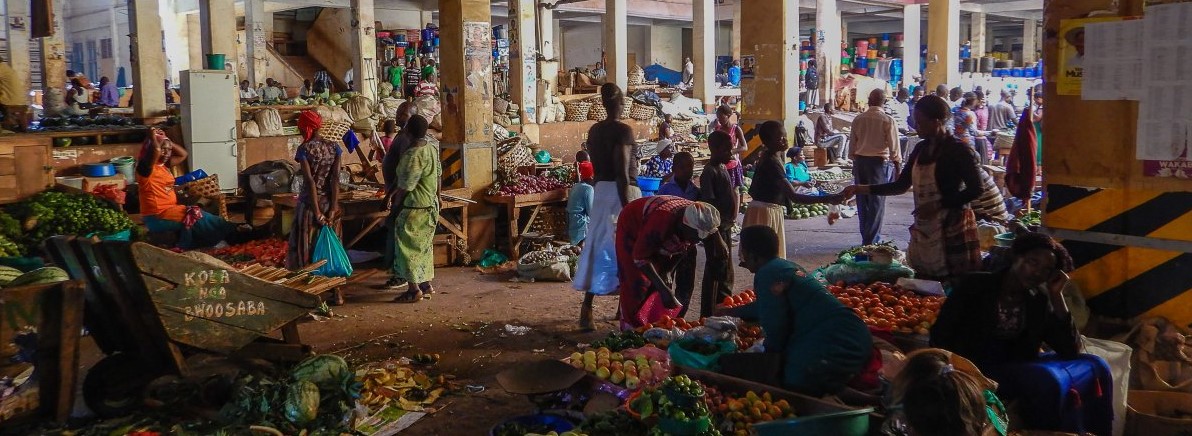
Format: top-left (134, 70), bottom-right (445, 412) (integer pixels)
top-left (1082, 20), bottom-right (1144, 101)
top-left (1137, 2), bottom-right (1192, 161)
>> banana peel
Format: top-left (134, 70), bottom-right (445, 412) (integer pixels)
top-left (356, 362), bottom-right (446, 411)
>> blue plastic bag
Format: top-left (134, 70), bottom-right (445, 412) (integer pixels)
top-left (311, 226), bottom-right (353, 277)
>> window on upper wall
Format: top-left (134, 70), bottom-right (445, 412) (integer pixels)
top-left (101, 38), bottom-right (113, 59)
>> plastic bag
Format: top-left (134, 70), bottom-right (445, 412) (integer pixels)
top-left (667, 338), bottom-right (737, 371)
top-left (815, 259), bottom-right (915, 286)
top-left (311, 226), bottom-right (353, 277)
top-left (477, 249), bottom-right (508, 268)
top-left (516, 260), bottom-right (572, 282)
top-left (1081, 336), bottom-right (1131, 436)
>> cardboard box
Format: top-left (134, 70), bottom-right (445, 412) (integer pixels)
top-left (81, 175), bottom-right (126, 193)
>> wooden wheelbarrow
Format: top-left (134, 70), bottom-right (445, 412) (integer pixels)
top-left (44, 237), bottom-right (343, 417)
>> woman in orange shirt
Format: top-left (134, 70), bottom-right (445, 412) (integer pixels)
top-left (136, 128), bottom-right (238, 248)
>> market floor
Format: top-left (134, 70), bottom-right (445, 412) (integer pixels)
top-left (292, 194), bottom-right (915, 434)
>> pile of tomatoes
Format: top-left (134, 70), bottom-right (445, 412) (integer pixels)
top-left (719, 290), bottom-right (757, 308)
top-left (640, 315), bottom-right (703, 332)
top-left (827, 282), bottom-right (945, 335)
top-left (734, 324), bottom-right (763, 350)
top-left (205, 239), bottom-right (288, 267)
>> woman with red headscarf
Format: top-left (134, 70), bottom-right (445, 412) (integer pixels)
top-left (287, 110), bottom-right (344, 302)
top-left (135, 127), bottom-right (239, 248)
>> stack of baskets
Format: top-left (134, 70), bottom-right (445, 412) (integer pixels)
top-left (621, 97), bottom-right (633, 119)
top-left (628, 66), bottom-right (647, 86)
top-left (630, 103), bottom-right (657, 120)
top-left (564, 99), bottom-right (592, 122)
top-left (497, 137), bottom-right (536, 173)
top-left (588, 96), bottom-right (608, 120)
top-left (670, 117), bottom-right (695, 137)
top-left (318, 121), bottom-right (352, 146)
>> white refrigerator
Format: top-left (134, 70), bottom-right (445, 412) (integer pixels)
top-left (180, 70), bottom-right (239, 191)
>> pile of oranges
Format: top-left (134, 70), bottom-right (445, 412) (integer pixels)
top-left (706, 386), bottom-right (797, 435)
top-left (719, 290), bottom-right (757, 308)
top-left (827, 282), bottom-right (944, 335)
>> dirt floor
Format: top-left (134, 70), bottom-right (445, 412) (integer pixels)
top-left (288, 194), bottom-right (916, 435)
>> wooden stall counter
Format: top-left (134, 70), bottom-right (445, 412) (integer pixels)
top-left (484, 189), bottom-right (569, 258)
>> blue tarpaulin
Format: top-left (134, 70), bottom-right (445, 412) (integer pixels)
top-left (643, 64), bottom-right (681, 86)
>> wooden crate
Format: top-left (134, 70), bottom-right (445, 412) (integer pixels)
top-left (0, 281), bottom-right (85, 425)
top-left (434, 234), bottom-right (457, 267)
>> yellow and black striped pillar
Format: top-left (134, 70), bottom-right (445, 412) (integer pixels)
top-left (1044, 184), bottom-right (1192, 325)
top-left (440, 145), bottom-right (464, 189)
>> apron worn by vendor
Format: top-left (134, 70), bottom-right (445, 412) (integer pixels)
top-left (908, 154), bottom-right (981, 279)
top-left (615, 196), bottom-right (696, 330)
top-left (138, 164), bottom-right (235, 249)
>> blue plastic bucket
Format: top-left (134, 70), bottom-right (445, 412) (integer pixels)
top-left (637, 176), bottom-right (662, 197)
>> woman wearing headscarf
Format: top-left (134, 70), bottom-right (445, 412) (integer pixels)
top-left (614, 196), bottom-right (721, 330)
top-left (385, 115), bottom-right (441, 303)
top-left (845, 95), bottom-right (984, 281)
top-left (136, 127), bottom-right (239, 248)
top-left (287, 110), bottom-right (344, 302)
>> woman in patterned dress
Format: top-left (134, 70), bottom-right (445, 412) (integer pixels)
top-left (287, 110), bottom-right (344, 304)
top-left (385, 115), bottom-right (442, 303)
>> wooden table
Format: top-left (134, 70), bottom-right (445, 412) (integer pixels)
top-left (485, 189), bottom-right (569, 258)
top-left (272, 188), bottom-right (471, 262)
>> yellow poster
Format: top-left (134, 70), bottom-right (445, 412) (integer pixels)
top-left (1058, 17), bottom-right (1123, 95)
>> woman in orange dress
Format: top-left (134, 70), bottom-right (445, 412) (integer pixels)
top-left (136, 128), bottom-right (238, 248)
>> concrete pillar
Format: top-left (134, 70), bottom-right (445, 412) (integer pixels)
top-left (509, 0), bottom-right (537, 123)
top-left (903, 4), bottom-right (921, 88)
top-left (538, 4), bottom-right (554, 60)
top-left (199, 0), bottom-right (236, 69)
top-left (128, 0), bottom-right (167, 119)
top-left (1022, 19), bottom-right (1038, 64)
top-left (924, 0), bottom-right (959, 91)
top-left (39, 0), bottom-right (66, 104)
top-left (731, 0), bottom-right (742, 61)
top-left (816, 0), bottom-right (841, 108)
top-left (970, 12), bottom-right (986, 59)
top-left (439, 0), bottom-right (493, 189)
top-left (603, 0), bottom-right (628, 90)
top-left (420, 10), bottom-right (434, 27)
top-left (4, 0), bottom-right (31, 100)
top-left (349, 0), bottom-right (378, 101)
top-left (740, 0), bottom-right (799, 134)
top-left (187, 14), bottom-right (202, 72)
top-left (245, 0), bottom-right (268, 86)
top-left (693, 0), bottom-right (715, 110)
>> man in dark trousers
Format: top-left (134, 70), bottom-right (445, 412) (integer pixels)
top-left (697, 131), bottom-right (738, 318)
top-left (848, 89), bottom-right (901, 245)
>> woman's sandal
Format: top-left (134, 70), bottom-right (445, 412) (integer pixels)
top-left (392, 289), bottom-right (423, 303)
top-left (419, 283), bottom-right (435, 295)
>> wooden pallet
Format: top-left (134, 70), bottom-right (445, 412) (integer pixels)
top-left (236, 260), bottom-right (346, 296)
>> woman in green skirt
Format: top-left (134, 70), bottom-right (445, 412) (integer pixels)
top-left (385, 115), bottom-right (441, 303)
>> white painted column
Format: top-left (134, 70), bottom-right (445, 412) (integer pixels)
top-left (902, 4), bottom-right (921, 88)
top-left (199, 0), bottom-right (236, 69)
top-left (187, 14), bottom-right (203, 72)
top-left (4, 0), bottom-right (30, 99)
top-left (128, 0), bottom-right (167, 119)
top-left (1022, 19), bottom-right (1038, 64)
top-left (603, 0), bottom-right (627, 90)
top-left (924, 0), bottom-right (959, 90)
top-left (693, 0), bottom-right (715, 110)
top-left (244, 0), bottom-right (267, 86)
top-left (509, 0), bottom-right (537, 123)
top-left (538, 4), bottom-right (554, 60)
top-left (970, 12), bottom-right (986, 58)
top-left (816, 0), bottom-right (841, 108)
top-left (350, 0), bottom-right (378, 101)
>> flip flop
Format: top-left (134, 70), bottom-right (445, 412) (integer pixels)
top-left (392, 290), bottom-right (423, 304)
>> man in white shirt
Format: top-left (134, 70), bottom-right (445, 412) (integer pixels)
top-left (261, 78), bottom-right (285, 102)
top-left (849, 89), bottom-right (902, 246)
top-left (682, 57), bottom-right (694, 85)
top-left (885, 88), bottom-right (911, 133)
top-left (239, 80), bottom-right (259, 101)
top-left (988, 90), bottom-right (1018, 131)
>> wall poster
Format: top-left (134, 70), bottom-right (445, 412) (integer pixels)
top-left (1057, 16), bottom-right (1123, 95)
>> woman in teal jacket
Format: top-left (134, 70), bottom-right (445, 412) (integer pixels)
top-left (722, 225), bottom-right (873, 396)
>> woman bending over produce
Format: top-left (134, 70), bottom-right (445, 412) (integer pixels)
top-left (136, 128), bottom-right (241, 249)
top-left (719, 225), bottom-right (873, 397)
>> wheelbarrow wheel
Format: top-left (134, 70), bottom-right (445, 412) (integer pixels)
top-left (83, 352), bottom-right (163, 417)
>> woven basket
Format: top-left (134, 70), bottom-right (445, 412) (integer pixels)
top-left (564, 100), bottom-right (591, 122)
top-left (671, 118), bottom-right (694, 136)
top-left (318, 121), bottom-right (352, 144)
top-left (630, 103), bottom-right (657, 120)
top-left (588, 102), bottom-right (608, 120)
top-left (621, 98), bottom-right (633, 119)
top-left (628, 66), bottom-right (646, 86)
top-left (182, 174), bottom-right (221, 199)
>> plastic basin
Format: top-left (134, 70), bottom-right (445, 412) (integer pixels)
top-left (637, 176), bottom-right (663, 192)
top-left (752, 408), bottom-right (874, 436)
top-left (994, 232), bottom-right (1016, 247)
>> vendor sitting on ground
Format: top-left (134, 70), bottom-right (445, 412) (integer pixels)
top-left (136, 128), bottom-right (242, 249)
top-left (930, 232), bottom-right (1111, 435)
top-left (784, 147), bottom-right (811, 185)
top-left (644, 142), bottom-right (675, 179)
top-left (719, 225), bottom-right (873, 397)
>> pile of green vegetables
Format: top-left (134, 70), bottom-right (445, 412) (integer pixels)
top-left (0, 210), bottom-right (22, 256)
top-left (589, 330), bottom-right (647, 352)
top-left (4, 191), bottom-right (135, 255)
top-left (576, 411), bottom-right (648, 436)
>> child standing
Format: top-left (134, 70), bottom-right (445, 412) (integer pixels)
top-left (697, 132), bottom-right (738, 318)
top-left (567, 151), bottom-right (595, 246)
top-left (658, 152), bottom-right (699, 317)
